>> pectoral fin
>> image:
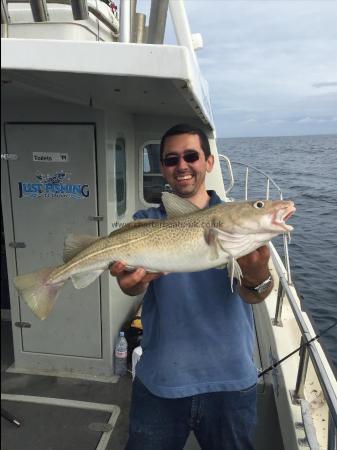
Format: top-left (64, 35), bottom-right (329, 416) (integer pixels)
top-left (204, 227), bottom-right (244, 290)
top-left (204, 227), bottom-right (248, 259)
top-left (204, 228), bottom-right (221, 260)
top-left (227, 257), bottom-right (243, 291)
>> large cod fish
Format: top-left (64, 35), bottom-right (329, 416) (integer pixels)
top-left (13, 192), bottom-right (295, 320)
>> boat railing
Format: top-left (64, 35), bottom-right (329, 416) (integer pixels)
top-left (2, 0), bottom-right (197, 48)
top-left (271, 244), bottom-right (337, 441)
top-left (219, 154), bottom-right (337, 444)
top-left (219, 155), bottom-right (292, 285)
top-left (1, 0), bottom-right (119, 36)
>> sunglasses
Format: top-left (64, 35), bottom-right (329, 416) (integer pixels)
top-left (162, 150), bottom-right (200, 167)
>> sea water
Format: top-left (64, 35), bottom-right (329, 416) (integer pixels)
top-left (217, 134), bottom-right (337, 372)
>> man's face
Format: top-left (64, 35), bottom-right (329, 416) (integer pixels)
top-left (160, 133), bottom-right (214, 198)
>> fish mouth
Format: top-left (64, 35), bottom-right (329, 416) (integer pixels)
top-left (272, 204), bottom-right (296, 231)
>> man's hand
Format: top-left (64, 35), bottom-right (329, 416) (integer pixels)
top-left (237, 245), bottom-right (273, 303)
top-left (110, 261), bottom-right (164, 296)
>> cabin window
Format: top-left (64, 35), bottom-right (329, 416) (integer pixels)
top-left (143, 143), bottom-right (169, 204)
top-left (116, 138), bottom-right (126, 216)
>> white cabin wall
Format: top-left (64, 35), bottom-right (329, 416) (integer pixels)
top-left (102, 108), bottom-right (143, 359)
top-left (1, 96), bottom-right (139, 376)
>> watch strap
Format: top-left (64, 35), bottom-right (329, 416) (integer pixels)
top-left (242, 275), bottom-right (273, 292)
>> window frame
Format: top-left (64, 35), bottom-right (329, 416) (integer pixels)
top-left (115, 137), bottom-right (127, 217)
top-left (139, 139), bottom-right (164, 207)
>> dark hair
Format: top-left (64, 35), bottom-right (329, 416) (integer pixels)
top-left (160, 124), bottom-right (211, 162)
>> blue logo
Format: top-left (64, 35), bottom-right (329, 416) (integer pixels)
top-left (18, 171), bottom-right (89, 199)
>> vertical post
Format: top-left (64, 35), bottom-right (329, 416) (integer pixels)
top-left (283, 233), bottom-right (292, 285)
top-left (273, 281), bottom-right (284, 326)
top-left (147, 0), bottom-right (169, 44)
top-left (292, 337), bottom-right (309, 402)
top-left (245, 167), bottom-right (249, 200)
top-left (135, 13), bottom-right (146, 43)
top-left (266, 178), bottom-right (270, 200)
top-left (328, 412), bottom-right (337, 450)
top-left (70, 0), bottom-right (89, 20)
top-left (29, 0), bottom-right (49, 22)
top-left (120, 0), bottom-right (131, 43)
top-left (1, 0), bottom-right (11, 24)
top-left (130, 0), bottom-right (137, 42)
top-left (169, 0), bottom-right (195, 56)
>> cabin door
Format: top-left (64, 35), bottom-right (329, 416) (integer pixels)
top-left (5, 123), bottom-right (102, 358)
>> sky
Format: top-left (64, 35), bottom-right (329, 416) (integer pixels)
top-left (134, 0), bottom-right (337, 138)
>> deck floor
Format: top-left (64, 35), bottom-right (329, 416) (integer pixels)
top-left (1, 316), bottom-right (284, 450)
top-left (1, 320), bottom-right (132, 450)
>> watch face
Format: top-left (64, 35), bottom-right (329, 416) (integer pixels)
top-left (257, 279), bottom-right (272, 293)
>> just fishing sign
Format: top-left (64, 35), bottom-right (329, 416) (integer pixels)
top-left (18, 171), bottom-right (90, 199)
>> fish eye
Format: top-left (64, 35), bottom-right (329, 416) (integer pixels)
top-left (253, 201), bottom-right (265, 209)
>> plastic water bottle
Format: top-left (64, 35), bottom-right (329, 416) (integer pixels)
top-left (114, 331), bottom-right (128, 376)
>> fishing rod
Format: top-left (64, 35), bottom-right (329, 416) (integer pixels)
top-left (258, 321), bottom-right (337, 378)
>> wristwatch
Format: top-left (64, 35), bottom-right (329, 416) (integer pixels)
top-left (242, 275), bottom-right (273, 294)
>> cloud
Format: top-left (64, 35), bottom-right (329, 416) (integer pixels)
top-left (313, 82), bottom-right (337, 88)
top-left (181, 1), bottom-right (337, 137)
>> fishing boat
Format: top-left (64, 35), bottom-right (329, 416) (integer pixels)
top-left (1, 1), bottom-right (336, 449)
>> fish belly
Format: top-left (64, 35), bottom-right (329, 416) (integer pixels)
top-left (114, 241), bottom-right (228, 273)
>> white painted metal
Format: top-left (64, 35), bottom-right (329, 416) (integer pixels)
top-left (30, 0), bottom-right (49, 22)
top-left (134, 12), bottom-right (146, 43)
top-left (147, 0), bottom-right (169, 44)
top-left (119, 0), bottom-right (131, 43)
top-left (169, 0), bottom-right (196, 59)
top-left (7, 2), bottom-right (119, 40)
top-left (1, 0), bottom-right (11, 24)
top-left (255, 247), bottom-right (337, 449)
top-left (70, 0), bottom-right (89, 20)
top-left (5, 124), bottom-right (101, 357)
top-left (191, 33), bottom-right (203, 51)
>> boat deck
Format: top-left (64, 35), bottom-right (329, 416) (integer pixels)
top-left (1, 320), bottom-right (131, 450)
top-left (1, 316), bottom-right (285, 450)
top-left (1, 319), bottom-right (207, 450)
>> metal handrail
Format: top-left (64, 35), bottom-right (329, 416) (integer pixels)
top-left (6, 0), bottom-right (119, 36)
top-left (270, 244), bottom-right (337, 429)
top-left (219, 155), bottom-right (292, 284)
top-left (219, 153), bottom-right (337, 441)
top-left (219, 156), bottom-right (283, 199)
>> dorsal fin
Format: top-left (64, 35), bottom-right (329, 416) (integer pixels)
top-left (63, 234), bottom-right (100, 263)
top-left (109, 219), bottom-right (158, 237)
top-left (161, 192), bottom-right (200, 218)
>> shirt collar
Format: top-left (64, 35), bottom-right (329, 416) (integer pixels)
top-left (207, 190), bottom-right (223, 207)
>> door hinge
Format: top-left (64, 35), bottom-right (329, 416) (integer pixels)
top-left (15, 322), bottom-right (31, 329)
top-left (9, 242), bottom-right (26, 249)
top-left (1, 153), bottom-right (18, 161)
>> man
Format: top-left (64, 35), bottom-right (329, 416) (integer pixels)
top-left (110, 124), bottom-right (273, 450)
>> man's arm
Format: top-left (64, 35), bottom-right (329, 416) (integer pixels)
top-left (237, 245), bottom-right (274, 304)
top-left (110, 261), bottom-right (163, 296)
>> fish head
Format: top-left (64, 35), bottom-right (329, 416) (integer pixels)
top-left (217, 199), bottom-right (296, 236)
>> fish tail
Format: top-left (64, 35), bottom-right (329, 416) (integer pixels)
top-left (13, 267), bottom-right (65, 320)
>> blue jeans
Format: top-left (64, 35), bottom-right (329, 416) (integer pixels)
top-left (125, 377), bottom-right (257, 450)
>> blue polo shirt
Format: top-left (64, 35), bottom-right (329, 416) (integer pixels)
top-left (133, 191), bottom-right (257, 398)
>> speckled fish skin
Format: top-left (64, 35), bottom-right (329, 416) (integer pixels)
top-left (39, 198), bottom-right (295, 281)
top-left (13, 195), bottom-right (295, 319)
